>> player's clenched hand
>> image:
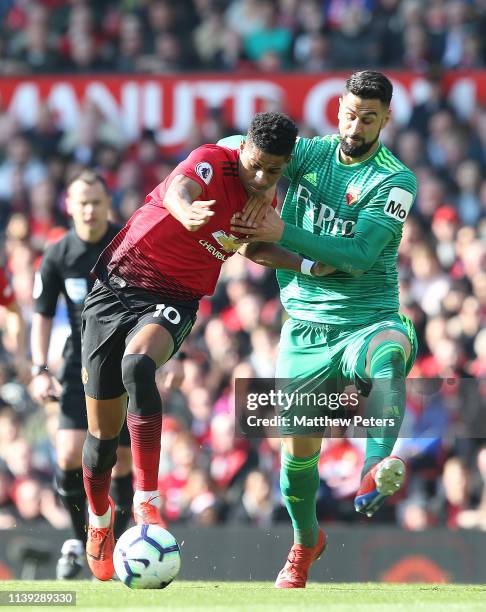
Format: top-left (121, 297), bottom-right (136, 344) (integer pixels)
top-left (231, 206), bottom-right (285, 243)
top-left (29, 371), bottom-right (62, 403)
top-left (180, 199), bottom-right (216, 232)
top-left (311, 262), bottom-right (336, 276)
top-left (241, 193), bottom-right (273, 226)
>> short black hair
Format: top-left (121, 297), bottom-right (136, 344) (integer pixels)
top-left (247, 112), bottom-right (298, 157)
top-left (345, 71), bottom-right (393, 107)
top-left (67, 170), bottom-right (110, 195)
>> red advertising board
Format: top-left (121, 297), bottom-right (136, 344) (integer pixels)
top-left (0, 72), bottom-right (484, 150)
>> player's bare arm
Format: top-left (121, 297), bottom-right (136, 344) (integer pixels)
top-left (30, 312), bottom-right (63, 401)
top-left (163, 175), bottom-right (216, 232)
top-left (231, 205), bottom-right (392, 277)
top-left (238, 241), bottom-right (335, 277)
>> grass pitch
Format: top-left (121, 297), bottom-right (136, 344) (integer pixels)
top-left (1, 581), bottom-right (486, 611)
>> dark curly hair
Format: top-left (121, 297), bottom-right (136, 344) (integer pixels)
top-left (345, 71), bottom-right (393, 107)
top-left (247, 112), bottom-right (298, 157)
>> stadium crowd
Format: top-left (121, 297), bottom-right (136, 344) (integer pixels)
top-left (0, 0), bottom-right (484, 75)
top-left (0, 0), bottom-right (484, 535)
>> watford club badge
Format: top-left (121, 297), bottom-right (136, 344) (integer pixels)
top-left (345, 186), bottom-right (361, 206)
top-left (212, 230), bottom-right (240, 252)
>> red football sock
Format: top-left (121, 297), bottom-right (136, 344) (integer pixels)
top-left (127, 412), bottom-right (162, 491)
top-left (82, 466), bottom-right (111, 516)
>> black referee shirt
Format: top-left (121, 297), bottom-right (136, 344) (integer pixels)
top-left (33, 223), bottom-right (120, 369)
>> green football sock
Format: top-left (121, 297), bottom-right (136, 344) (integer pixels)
top-left (280, 447), bottom-right (320, 547)
top-left (363, 341), bottom-right (406, 476)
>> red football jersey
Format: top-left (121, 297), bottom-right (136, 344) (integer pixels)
top-left (95, 145), bottom-right (263, 300)
top-left (0, 267), bottom-right (15, 307)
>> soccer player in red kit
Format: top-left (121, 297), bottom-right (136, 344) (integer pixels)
top-left (80, 112), bottom-right (329, 581)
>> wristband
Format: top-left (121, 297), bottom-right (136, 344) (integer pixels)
top-left (300, 259), bottom-right (314, 276)
top-left (31, 364), bottom-right (49, 377)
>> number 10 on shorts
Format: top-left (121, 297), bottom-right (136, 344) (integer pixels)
top-left (153, 303), bottom-right (181, 324)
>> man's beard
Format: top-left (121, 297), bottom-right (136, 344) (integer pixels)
top-left (339, 133), bottom-right (379, 158)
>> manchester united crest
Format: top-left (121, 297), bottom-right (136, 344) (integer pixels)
top-left (212, 230), bottom-right (240, 252)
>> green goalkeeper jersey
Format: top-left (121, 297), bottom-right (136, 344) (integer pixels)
top-left (277, 135), bottom-right (417, 326)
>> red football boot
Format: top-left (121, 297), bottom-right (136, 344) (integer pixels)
top-left (275, 528), bottom-right (326, 589)
top-left (133, 495), bottom-right (167, 528)
top-left (86, 497), bottom-right (115, 581)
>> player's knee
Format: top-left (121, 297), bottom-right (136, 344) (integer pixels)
top-left (57, 454), bottom-right (82, 471)
top-left (82, 432), bottom-right (118, 474)
top-left (368, 331), bottom-right (410, 362)
top-left (369, 341), bottom-right (406, 378)
top-left (121, 353), bottom-right (161, 416)
top-left (56, 433), bottom-right (85, 469)
top-left (122, 353), bottom-right (156, 388)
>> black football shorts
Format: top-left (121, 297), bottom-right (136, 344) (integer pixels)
top-left (81, 279), bottom-right (197, 400)
top-left (57, 363), bottom-right (131, 445)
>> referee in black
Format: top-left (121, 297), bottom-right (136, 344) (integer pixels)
top-left (30, 171), bottom-right (133, 579)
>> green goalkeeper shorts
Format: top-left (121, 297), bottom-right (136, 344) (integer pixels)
top-left (274, 313), bottom-right (417, 436)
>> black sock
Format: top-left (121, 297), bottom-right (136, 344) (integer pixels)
top-left (55, 467), bottom-right (87, 545)
top-left (111, 473), bottom-right (134, 540)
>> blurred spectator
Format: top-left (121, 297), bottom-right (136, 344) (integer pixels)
top-left (330, 4), bottom-right (376, 68)
top-left (0, 406), bottom-right (21, 463)
top-left (318, 436), bottom-right (364, 520)
top-left (410, 245), bottom-right (451, 316)
top-left (228, 469), bottom-right (277, 526)
top-left (292, 1), bottom-right (332, 71)
top-left (457, 447), bottom-right (486, 530)
top-left (137, 31), bottom-right (191, 73)
top-left (431, 206), bottom-right (459, 270)
top-left (374, 0), bottom-right (404, 67)
top-left (11, 476), bottom-right (69, 528)
top-left (159, 430), bottom-right (200, 523)
top-left (408, 70), bottom-right (453, 137)
top-left (243, 0), bottom-right (292, 67)
top-left (209, 413), bottom-right (258, 510)
top-left (0, 468), bottom-right (16, 529)
top-left (225, 0), bottom-right (265, 38)
top-left (115, 14), bottom-right (144, 73)
top-left (193, 1), bottom-right (231, 69)
top-left (180, 468), bottom-right (220, 525)
top-left (442, 0), bottom-right (479, 69)
top-left (454, 160), bottom-right (482, 225)
top-left (0, 135), bottom-right (47, 208)
top-left (8, 4), bottom-right (59, 73)
top-left (59, 101), bottom-right (126, 165)
top-left (435, 456), bottom-right (474, 528)
top-left (23, 104), bottom-right (64, 162)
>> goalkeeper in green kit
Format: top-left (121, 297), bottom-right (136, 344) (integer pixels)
top-left (225, 71), bottom-right (418, 588)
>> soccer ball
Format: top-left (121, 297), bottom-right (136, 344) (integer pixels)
top-left (114, 524), bottom-right (181, 589)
